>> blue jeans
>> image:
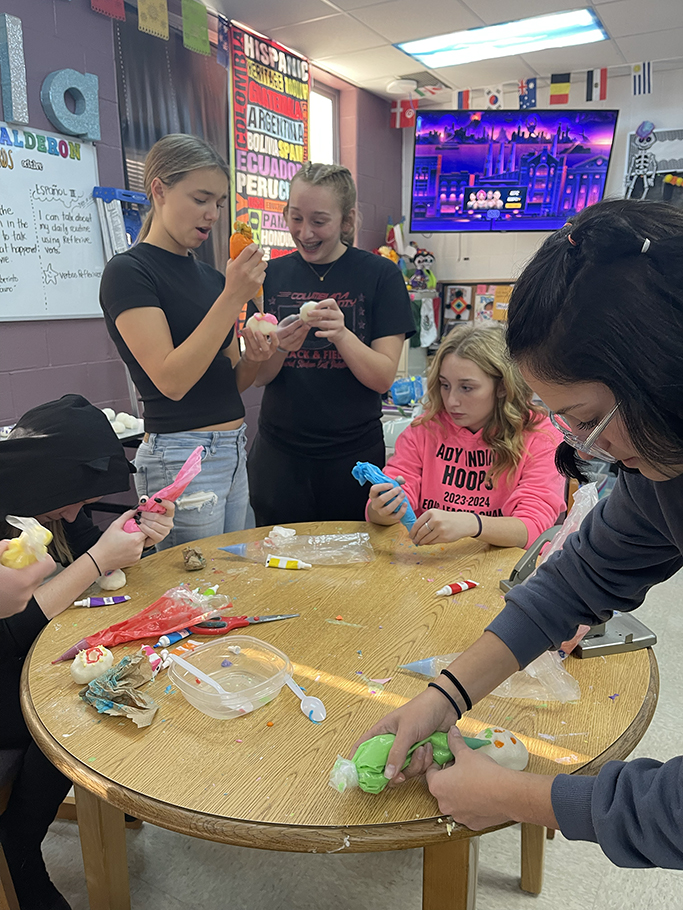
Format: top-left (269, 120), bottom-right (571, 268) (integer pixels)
top-left (135, 426), bottom-right (249, 551)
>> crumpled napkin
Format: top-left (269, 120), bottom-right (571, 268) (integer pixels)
top-left (80, 653), bottom-right (159, 728)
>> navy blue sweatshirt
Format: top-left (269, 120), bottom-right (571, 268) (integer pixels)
top-left (488, 469), bottom-right (683, 868)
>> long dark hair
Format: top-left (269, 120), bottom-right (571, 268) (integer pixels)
top-left (506, 198), bottom-right (683, 477)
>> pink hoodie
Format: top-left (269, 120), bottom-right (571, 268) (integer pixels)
top-left (382, 413), bottom-right (565, 549)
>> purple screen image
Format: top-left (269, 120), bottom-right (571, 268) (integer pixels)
top-left (411, 109), bottom-right (619, 233)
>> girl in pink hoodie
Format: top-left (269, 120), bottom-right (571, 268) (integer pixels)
top-left (368, 324), bottom-right (564, 549)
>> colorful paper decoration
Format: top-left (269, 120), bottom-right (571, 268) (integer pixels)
top-left (549, 73), bottom-right (570, 105)
top-left (138, 0), bottom-right (169, 41)
top-left (90, 0), bottom-right (125, 21)
top-left (216, 15), bottom-right (229, 69)
top-left (390, 99), bottom-right (417, 128)
top-left (456, 89), bottom-right (470, 109)
top-left (632, 62), bottom-right (652, 96)
top-left (0, 13), bottom-right (28, 124)
top-left (518, 78), bottom-right (537, 110)
top-left (484, 87), bottom-right (502, 109)
top-left (229, 23), bottom-right (309, 259)
top-left (181, 0), bottom-right (210, 56)
top-left (586, 68), bottom-right (607, 102)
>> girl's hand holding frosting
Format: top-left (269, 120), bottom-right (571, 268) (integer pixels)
top-left (136, 498), bottom-right (174, 548)
top-left (306, 298), bottom-right (347, 343)
top-left (89, 510), bottom-right (146, 572)
top-left (368, 479), bottom-right (408, 524)
top-left (0, 541), bottom-right (56, 617)
top-left (224, 243), bottom-right (267, 304)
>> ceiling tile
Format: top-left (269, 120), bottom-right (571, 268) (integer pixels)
top-left (350, 0), bottom-right (484, 43)
top-left (461, 0), bottom-right (589, 26)
top-left (597, 0), bottom-right (677, 37)
top-left (329, 0), bottom-right (398, 8)
top-left (432, 56), bottom-right (538, 89)
top-left (269, 14), bottom-right (385, 58)
top-left (616, 26), bottom-right (683, 62)
top-left (212, 0), bottom-right (338, 32)
top-left (518, 39), bottom-right (626, 73)
top-left (316, 44), bottom-right (418, 80)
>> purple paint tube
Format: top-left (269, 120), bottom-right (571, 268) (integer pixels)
top-left (73, 595), bottom-right (132, 608)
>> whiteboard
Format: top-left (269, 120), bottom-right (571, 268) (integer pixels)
top-left (0, 122), bottom-right (106, 320)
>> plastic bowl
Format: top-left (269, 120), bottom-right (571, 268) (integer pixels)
top-left (167, 635), bottom-right (292, 720)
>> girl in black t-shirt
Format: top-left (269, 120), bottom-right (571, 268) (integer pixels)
top-left (248, 163), bottom-right (416, 524)
top-left (100, 134), bottom-right (278, 548)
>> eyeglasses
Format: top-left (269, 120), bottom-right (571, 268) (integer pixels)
top-left (550, 403), bottom-right (620, 462)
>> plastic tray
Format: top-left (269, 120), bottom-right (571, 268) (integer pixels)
top-left (167, 635), bottom-right (292, 720)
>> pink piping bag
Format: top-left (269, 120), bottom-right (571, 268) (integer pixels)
top-left (124, 445), bottom-right (204, 533)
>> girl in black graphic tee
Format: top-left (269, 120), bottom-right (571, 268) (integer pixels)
top-left (248, 163), bottom-right (416, 524)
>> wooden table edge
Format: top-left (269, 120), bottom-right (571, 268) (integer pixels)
top-left (21, 642), bottom-right (659, 853)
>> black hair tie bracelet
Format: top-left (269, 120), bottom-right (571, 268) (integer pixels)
top-left (427, 682), bottom-right (462, 720)
top-left (440, 669), bottom-right (473, 712)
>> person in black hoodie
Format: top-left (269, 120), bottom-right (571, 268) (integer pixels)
top-left (0, 395), bottom-right (174, 909)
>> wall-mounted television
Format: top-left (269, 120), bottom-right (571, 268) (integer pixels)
top-left (410, 109), bottom-right (619, 233)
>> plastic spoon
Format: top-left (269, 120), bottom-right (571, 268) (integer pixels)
top-left (285, 675), bottom-right (326, 723)
top-left (168, 654), bottom-right (228, 695)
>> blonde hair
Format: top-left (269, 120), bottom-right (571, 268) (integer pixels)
top-left (417, 324), bottom-right (545, 483)
top-left (286, 162), bottom-right (357, 246)
top-left (138, 134), bottom-right (229, 242)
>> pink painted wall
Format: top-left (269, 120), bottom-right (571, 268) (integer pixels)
top-left (0, 0), bottom-right (129, 425)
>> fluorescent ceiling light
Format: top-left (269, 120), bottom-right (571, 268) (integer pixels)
top-left (396, 9), bottom-right (608, 69)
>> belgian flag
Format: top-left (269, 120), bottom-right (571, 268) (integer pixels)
top-left (549, 73), bottom-right (570, 105)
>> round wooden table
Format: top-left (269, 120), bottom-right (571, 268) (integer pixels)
top-left (21, 522), bottom-right (658, 910)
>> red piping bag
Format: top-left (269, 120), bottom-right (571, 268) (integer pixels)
top-left (52, 585), bottom-right (228, 662)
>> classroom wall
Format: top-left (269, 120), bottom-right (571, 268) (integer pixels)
top-left (0, 0), bottom-right (128, 425)
top-left (401, 63), bottom-right (683, 283)
top-left (313, 65), bottom-right (403, 251)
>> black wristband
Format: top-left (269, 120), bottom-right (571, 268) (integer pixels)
top-left (440, 669), bottom-right (472, 712)
top-left (85, 550), bottom-right (102, 576)
top-left (471, 512), bottom-right (483, 538)
top-left (427, 682), bottom-right (462, 720)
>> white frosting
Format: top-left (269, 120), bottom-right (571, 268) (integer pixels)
top-left (246, 314), bottom-right (277, 337)
top-left (97, 568), bottom-right (126, 591)
top-left (70, 646), bottom-right (114, 684)
top-left (299, 301), bottom-right (318, 323)
top-left (474, 727), bottom-right (529, 771)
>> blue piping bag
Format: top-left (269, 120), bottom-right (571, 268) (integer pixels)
top-left (351, 462), bottom-right (417, 530)
top-left (219, 544), bottom-right (247, 556)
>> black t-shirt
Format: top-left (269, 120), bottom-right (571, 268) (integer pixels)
top-left (258, 247), bottom-right (415, 457)
top-left (99, 244), bottom-right (244, 434)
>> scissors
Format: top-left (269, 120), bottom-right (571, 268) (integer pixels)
top-left (188, 613), bottom-right (300, 635)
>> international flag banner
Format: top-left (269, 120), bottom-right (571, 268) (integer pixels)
top-left (484, 87), bottom-right (503, 109)
top-left (216, 15), bottom-right (229, 68)
top-left (457, 89), bottom-right (471, 109)
top-left (181, 0), bottom-right (210, 55)
top-left (550, 73), bottom-right (571, 105)
top-left (91, 0), bottom-right (125, 20)
top-left (138, 0), bottom-right (168, 40)
top-left (391, 99), bottom-right (418, 128)
top-left (518, 78), bottom-right (537, 110)
top-left (586, 68), bottom-right (607, 101)
top-left (632, 62), bottom-right (652, 95)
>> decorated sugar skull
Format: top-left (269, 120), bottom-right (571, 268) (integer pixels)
top-left (474, 726), bottom-right (529, 770)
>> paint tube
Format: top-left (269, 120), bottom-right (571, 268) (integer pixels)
top-left (140, 644), bottom-right (163, 676)
top-left (74, 595), bottom-right (132, 607)
top-left (435, 580), bottom-right (479, 597)
top-left (265, 555), bottom-right (312, 570)
top-left (154, 628), bottom-right (191, 648)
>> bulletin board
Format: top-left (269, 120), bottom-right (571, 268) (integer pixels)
top-left (0, 122), bottom-right (106, 321)
top-left (228, 23), bottom-right (309, 260)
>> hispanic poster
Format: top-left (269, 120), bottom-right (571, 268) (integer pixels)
top-left (229, 24), bottom-right (309, 260)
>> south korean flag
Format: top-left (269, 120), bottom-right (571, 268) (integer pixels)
top-left (484, 86), bottom-right (503, 109)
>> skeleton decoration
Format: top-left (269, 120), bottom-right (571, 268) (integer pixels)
top-left (625, 121), bottom-right (657, 200)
